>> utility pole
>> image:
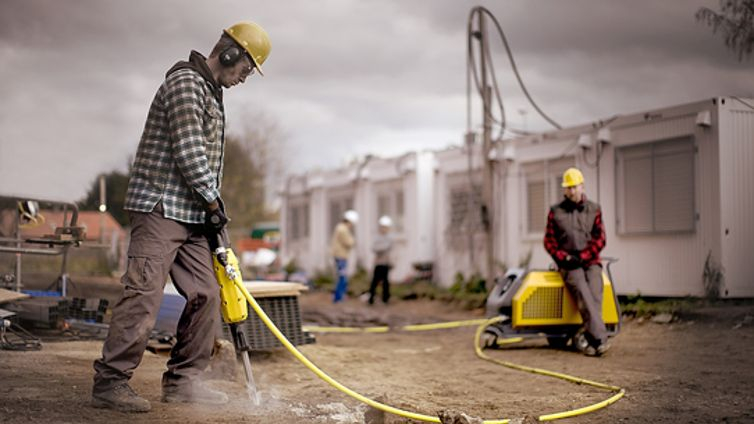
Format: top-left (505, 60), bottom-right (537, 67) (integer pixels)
top-left (464, 132), bottom-right (476, 272)
top-left (478, 13), bottom-right (496, 290)
top-left (98, 175), bottom-right (106, 245)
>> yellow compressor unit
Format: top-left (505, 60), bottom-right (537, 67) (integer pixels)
top-left (484, 259), bottom-right (621, 349)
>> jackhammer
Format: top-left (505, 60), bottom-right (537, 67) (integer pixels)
top-left (209, 229), bottom-right (260, 405)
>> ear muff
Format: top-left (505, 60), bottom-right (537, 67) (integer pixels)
top-left (219, 45), bottom-right (242, 66)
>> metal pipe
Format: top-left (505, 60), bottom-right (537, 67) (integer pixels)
top-left (99, 174), bottom-right (106, 244)
top-left (59, 245), bottom-right (71, 297)
top-left (2, 197), bottom-right (82, 293)
top-left (0, 246), bottom-right (64, 256)
top-left (0, 237), bottom-right (30, 243)
top-left (15, 205), bottom-right (21, 291)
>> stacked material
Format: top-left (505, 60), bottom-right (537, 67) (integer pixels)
top-left (3, 297), bottom-right (69, 328)
top-left (68, 298), bottom-right (109, 323)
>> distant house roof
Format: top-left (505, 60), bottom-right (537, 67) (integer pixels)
top-left (20, 210), bottom-right (125, 242)
top-left (235, 237), bottom-right (278, 253)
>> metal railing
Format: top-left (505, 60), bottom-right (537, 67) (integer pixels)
top-left (0, 196), bottom-right (86, 296)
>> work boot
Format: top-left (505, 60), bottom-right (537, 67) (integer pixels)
top-left (572, 331), bottom-right (590, 354)
top-left (91, 383), bottom-right (151, 413)
top-left (594, 341), bottom-right (611, 356)
top-left (162, 381), bottom-right (229, 404)
top-left (580, 339), bottom-right (611, 357)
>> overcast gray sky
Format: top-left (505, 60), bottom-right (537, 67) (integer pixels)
top-left (0, 0), bottom-right (751, 202)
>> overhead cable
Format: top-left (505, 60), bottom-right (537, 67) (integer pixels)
top-left (466, 6), bottom-right (563, 137)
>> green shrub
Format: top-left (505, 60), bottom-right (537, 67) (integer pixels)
top-left (620, 295), bottom-right (701, 318)
top-left (310, 267), bottom-right (335, 290)
top-left (703, 251), bottom-right (725, 299)
top-left (283, 258), bottom-right (298, 276)
top-left (347, 265), bottom-right (370, 296)
top-left (393, 271), bottom-right (488, 310)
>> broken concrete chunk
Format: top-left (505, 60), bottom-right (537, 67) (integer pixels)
top-left (651, 313), bottom-right (674, 324)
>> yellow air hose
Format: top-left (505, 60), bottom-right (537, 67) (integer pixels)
top-left (473, 317), bottom-right (625, 421)
top-left (237, 282), bottom-right (624, 422)
top-left (303, 318), bottom-right (491, 333)
top-left (237, 285), bottom-right (488, 423)
top-left (302, 325), bottom-right (390, 333)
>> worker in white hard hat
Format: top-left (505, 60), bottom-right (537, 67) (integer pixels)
top-left (330, 210), bottom-right (358, 302)
top-left (368, 216), bottom-right (394, 305)
top-left (544, 167), bottom-right (609, 356)
top-left (92, 22), bottom-right (271, 413)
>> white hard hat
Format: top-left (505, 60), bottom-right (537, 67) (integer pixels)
top-left (378, 215), bottom-right (392, 227)
top-left (343, 209), bottom-right (359, 224)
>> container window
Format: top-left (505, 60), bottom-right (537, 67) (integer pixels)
top-left (616, 136), bottom-right (695, 234)
top-left (522, 157), bottom-right (575, 236)
top-left (287, 202), bottom-right (309, 241)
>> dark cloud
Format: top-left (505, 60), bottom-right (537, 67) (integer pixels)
top-left (0, 0), bottom-right (750, 201)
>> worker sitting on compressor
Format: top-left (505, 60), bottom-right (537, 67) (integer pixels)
top-left (544, 167), bottom-right (609, 356)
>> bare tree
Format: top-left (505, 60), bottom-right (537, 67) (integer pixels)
top-left (221, 111), bottom-right (287, 232)
top-left (78, 114), bottom-right (286, 233)
top-left (239, 111), bottom-right (288, 213)
top-left (79, 168), bottom-right (130, 226)
top-left (697, 0), bottom-right (754, 61)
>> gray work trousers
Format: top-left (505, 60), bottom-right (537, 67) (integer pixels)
top-left (564, 264), bottom-right (607, 346)
top-left (93, 204), bottom-right (219, 391)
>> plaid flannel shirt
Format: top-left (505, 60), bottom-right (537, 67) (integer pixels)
top-left (544, 196), bottom-right (606, 267)
top-left (124, 51), bottom-right (224, 224)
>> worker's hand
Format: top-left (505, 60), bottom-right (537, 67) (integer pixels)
top-left (578, 249), bottom-right (592, 263)
top-left (205, 198), bottom-right (229, 232)
top-left (561, 254), bottom-right (582, 270)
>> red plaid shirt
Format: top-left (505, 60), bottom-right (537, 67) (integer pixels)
top-left (544, 197), bottom-right (605, 267)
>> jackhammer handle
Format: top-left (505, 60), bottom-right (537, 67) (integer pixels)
top-left (216, 231), bottom-right (224, 249)
top-left (208, 228), bottom-right (230, 258)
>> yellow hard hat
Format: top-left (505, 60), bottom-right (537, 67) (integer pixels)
top-left (224, 21), bottom-right (271, 76)
top-left (561, 167), bottom-right (584, 187)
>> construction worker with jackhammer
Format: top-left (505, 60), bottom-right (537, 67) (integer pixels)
top-left (91, 22), bottom-right (271, 412)
top-left (544, 167), bottom-right (609, 357)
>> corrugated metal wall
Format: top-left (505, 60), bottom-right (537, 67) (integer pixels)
top-left (606, 107), bottom-right (716, 296)
top-left (719, 97), bottom-right (754, 297)
top-left (505, 99), bottom-right (728, 297)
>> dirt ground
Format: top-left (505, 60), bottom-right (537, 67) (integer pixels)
top-left (1, 280), bottom-right (753, 424)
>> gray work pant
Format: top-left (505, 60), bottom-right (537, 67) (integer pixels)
top-left (93, 204), bottom-right (219, 391)
top-left (564, 264), bottom-right (607, 346)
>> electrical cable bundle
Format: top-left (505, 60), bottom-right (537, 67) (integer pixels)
top-left (466, 5), bottom-right (562, 141)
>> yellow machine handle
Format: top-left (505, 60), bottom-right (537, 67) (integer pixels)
top-left (213, 247), bottom-right (248, 324)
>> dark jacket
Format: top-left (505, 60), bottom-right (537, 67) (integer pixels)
top-left (544, 196), bottom-right (606, 268)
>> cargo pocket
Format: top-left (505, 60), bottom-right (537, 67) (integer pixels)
top-left (123, 237), bottom-right (165, 292)
top-left (122, 256), bottom-right (164, 292)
